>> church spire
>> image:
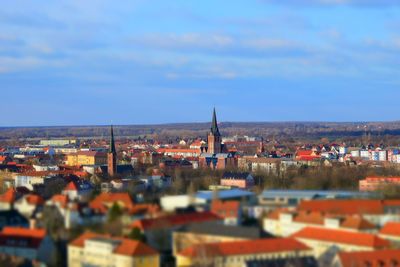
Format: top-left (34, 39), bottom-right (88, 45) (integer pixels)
top-left (211, 107), bottom-right (220, 136)
top-left (109, 125), bottom-right (116, 154)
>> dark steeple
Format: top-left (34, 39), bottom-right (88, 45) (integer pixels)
top-left (211, 108), bottom-right (220, 136)
top-left (109, 125), bottom-right (116, 154)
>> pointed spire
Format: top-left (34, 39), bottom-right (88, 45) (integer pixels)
top-left (109, 125), bottom-right (116, 154)
top-left (211, 107), bottom-right (220, 136)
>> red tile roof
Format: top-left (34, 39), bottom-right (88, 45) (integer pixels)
top-left (89, 193), bottom-right (135, 214)
top-left (298, 199), bottom-right (385, 215)
top-left (338, 249), bottom-right (400, 267)
top-left (25, 194), bottom-right (45, 205)
top-left (211, 200), bottom-right (240, 219)
top-left (380, 222), bottom-right (400, 237)
top-left (131, 212), bottom-right (221, 231)
top-left (65, 181), bottom-right (78, 191)
top-left (292, 227), bottom-right (389, 248)
top-left (0, 188), bottom-right (16, 203)
top-left (178, 238), bottom-right (310, 258)
top-left (70, 232), bottom-right (158, 257)
top-left (1, 227), bottom-right (46, 239)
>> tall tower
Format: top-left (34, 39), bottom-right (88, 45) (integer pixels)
top-left (208, 108), bottom-right (222, 154)
top-left (107, 125), bottom-right (117, 176)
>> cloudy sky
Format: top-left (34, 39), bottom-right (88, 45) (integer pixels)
top-left (1, 0), bottom-right (400, 126)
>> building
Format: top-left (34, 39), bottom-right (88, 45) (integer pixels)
top-left (208, 108), bottom-right (222, 154)
top-left (14, 194), bottom-right (44, 218)
top-left (220, 172), bottom-right (254, 189)
top-left (359, 176), bottom-right (400, 191)
top-left (39, 139), bottom-right (78, 147)
top-left (0, 227), bottom-right (56, 265)
top-left (0, 188), bottom-right (16, 210)
top-left (264, 210), bottom-right (375, 237)
top-left (211, 200), bottom-right (241, 226)
top-left (66, 151), bottom-right (108, 166)
top-left (176, 238), bottom-right (313, 267)
top-left (0, 210), bottom-right (29, 230)
top-left (333, 249), bottom-right (400, 267)
top-left (298, 199), bottom-right (400, 226)
top-left (172, 221), bottom-right (264, 257)
top-left (131, 212), bottom-right (221, 252)
top-left (291, 227), bottom-right (390, 258)
top-left (62, 180), bottom-right (93, 201)
top-left (379, 222), bottom-right (400, 243)
top-left (68, 232), bottom-right (159, 267)
top-left (108, 125), bottom-right (117, 177)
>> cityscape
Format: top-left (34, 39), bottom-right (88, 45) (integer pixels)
top-left (2, 1), bottom-right (400, 267)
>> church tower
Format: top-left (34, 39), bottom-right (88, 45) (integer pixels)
top-left (208, 108), bottom-right (222, 154)
top-left (107, 125), bottom-right (117, 176)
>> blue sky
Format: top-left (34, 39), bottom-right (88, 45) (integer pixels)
top-left (1, 0), bottom-right (400, 126)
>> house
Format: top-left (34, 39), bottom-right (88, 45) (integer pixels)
top-left (176, 238), bottom-right (313, 267)
top-left (359, 176), bottom-right (400, 191)
top-left (211, 200), bottom-right (241, 226)
top-left (199, 153), bottom-right (237, 170)
top-left (172, 221), bottom-right (265, 257)
top-left (220, 172), bottom-right (254, 189)
top-left (379, 222), bottom-right (400, 244)
top-left (298, 199), bottom-right (400, 226)
top-left (333, 249), bottom-right (400, 267)
top-left (0, 210), bottom-right (29, 230)
top-left (66, 151), bottom-right (108, 166)
top-left (0, 188), bottom-right (17, 210)
top-left (14, 194), bottom-right (44, 218)
top-left (131, 212), bottom-right (222, 252)
top-left (291, 227), bottom-right (390, 258)
top-left (68, 232), bottom-right (159, 267)
top-left (0, 227), bottom-right (56, 266)
top-left (264, 210), bottom-right (376, 237)
top-left (62, 180), bottom-right (93, 201)
top-left (238, 157), bottom-right (281, 174)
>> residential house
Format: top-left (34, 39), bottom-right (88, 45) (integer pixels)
top-left (14, 194), bottom-right (44, 218)
top-left (66, 151), bottom-right (107, 167)
top-left (0, 188), bottom-right (16, 210)
top-left (220, 172), bottom-right (254, 189)
top-left (0, 210), bottom-right (29, 230)
top-left (379, 222), bottom-right (400, 244)
top-left (62, 180), bottom-right (93, 201)
top-left (0, 227), bottom-right (56, 266)
top-left (333, 249), bottom-right (400, 267)
top-left (172, 221), bottom-right (265, 257)
top-left (211, 200), bottom-right (241, 226)
top-left (176, 238), bottom-right (313, 267)
top-left (292, 227), bottom-right (390, 258)
top-left (68, 232), bottom-right (159, 267)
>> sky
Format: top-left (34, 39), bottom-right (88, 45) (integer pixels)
top-left (1, 0), bottom-right (400, 126)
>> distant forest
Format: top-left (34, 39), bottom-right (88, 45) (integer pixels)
top-left (3, 121), bottom-right (400, 145)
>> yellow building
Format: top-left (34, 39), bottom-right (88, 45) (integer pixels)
top-left (68, 232), bottom-right (159, 267)
top-left (66, 151), bottom-right (107, 166)
top-left (176, 238), bottom-right (312, 267)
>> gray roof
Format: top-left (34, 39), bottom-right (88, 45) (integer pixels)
top-left (176, 221), bottom-right (263, 239)
top-left (261, 190), bottom-right (374, 199)
top-left (196, 189), bottom-right (254, 201)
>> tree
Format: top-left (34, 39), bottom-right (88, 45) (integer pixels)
top-left (128, 227), bottom-right (146, 242)
top-left (107, 203), bottom-right (122, 223)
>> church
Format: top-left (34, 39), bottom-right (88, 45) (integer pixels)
top-left (199, 108), bottom-right (237, 170)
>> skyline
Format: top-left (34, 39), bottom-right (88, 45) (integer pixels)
top-left (1, 1), bottom-right (400, 126)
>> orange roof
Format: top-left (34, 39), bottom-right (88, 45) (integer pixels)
top-left (211, 200), bottom-right (240, 218)
top-left (338, 249), bottom-right (400, 267)
top-left (0, 188), bottom-right (16, 203)
top-left (50, 194), bottom-right (69, 208)
top-left (89, 193), bottom-right (135, 214)
top-left (131, 212), bottom-right (221, 231)
top-left (25, 194), bottom-right (45, 205)
top-left (292, 227), bottom-right (389, 248)
top-left (380, 222), bottom-right (400, 237)
top-left (1, 227), bottom-right (46, 239)
top-left (298, 199), bottom-right (385, 215)
top-left (0, 156), bottom-right (7, 161)
top-left (70, 232), bottom-right (158, 257)
top-left (340, 215), bottom-right (375, 230)
top-left (65, 181), bottom-right (78, 191)
top-left (178, 238), bottom-right (310, 258)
